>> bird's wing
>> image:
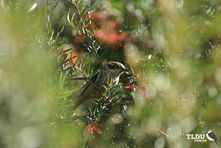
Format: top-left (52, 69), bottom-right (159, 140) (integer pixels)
top-left (208, 132), bottom-right (218, 145)
top-left (73, 69), bottom-right (102, 110)
top-left (74, 81), bottom-right (100, 109)
top-left (71, 81), bottom-right (91, 109)
top-left (80, 71), bottom-right (101, 97)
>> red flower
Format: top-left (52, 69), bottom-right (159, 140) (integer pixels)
top-left (88, 11), bottom-right (107, 26)
top-left (125, 83), bottom-right (151, 98)
top-left (107, 21), bottom-right (118, 29)
top-left (86, 124), bottom-right (93, 134)
top-left (125, 85), bottom-right (137, 89)
top-left (92, 126), bottom-right (101, 135)
top-left (86, 124), bottom-right (102, 135)
top-left (65, 50), bottom-right (79, 66)
top-left (86, 10), bottom-right (130, 50)
top-left (57, 47), bottom-right (79, 66)
top-left (94, 27), bottom-right (127, 50)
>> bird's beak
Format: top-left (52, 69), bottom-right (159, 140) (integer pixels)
top-left (122, 69), bottom-right (129, 72)
top-left (121, 69), bottom-right (131, 76)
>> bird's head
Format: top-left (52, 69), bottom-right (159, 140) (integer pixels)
top-left (103, 61), bottom-right (128, 82)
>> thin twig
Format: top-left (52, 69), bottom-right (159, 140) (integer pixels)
top-left (157, 130), bottom-right (180, 147)
top-left (70, 77), bottom-right (88, 80)
top-left (72, 1), bottom-right (82, 26)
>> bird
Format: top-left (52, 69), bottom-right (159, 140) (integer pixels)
top-left (206, 128), bottom-right (218, 146)
top-left (73, 61), bottom-right (128, 111)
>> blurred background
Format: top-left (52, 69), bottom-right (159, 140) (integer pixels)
top-left (0, 0), bottom-right (221, 147)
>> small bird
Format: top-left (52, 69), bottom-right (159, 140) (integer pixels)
top-left (206, 129), bottom-right (218, 146)
top-left (73, 61), bottom-right (128, 110)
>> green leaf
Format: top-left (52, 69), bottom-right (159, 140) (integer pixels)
top-left (59, 72), bottom-right (66, 92)
top-left (77, 0), bottom-right (82, 6)
top-left (59, 87), bottom-right (79, 98)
